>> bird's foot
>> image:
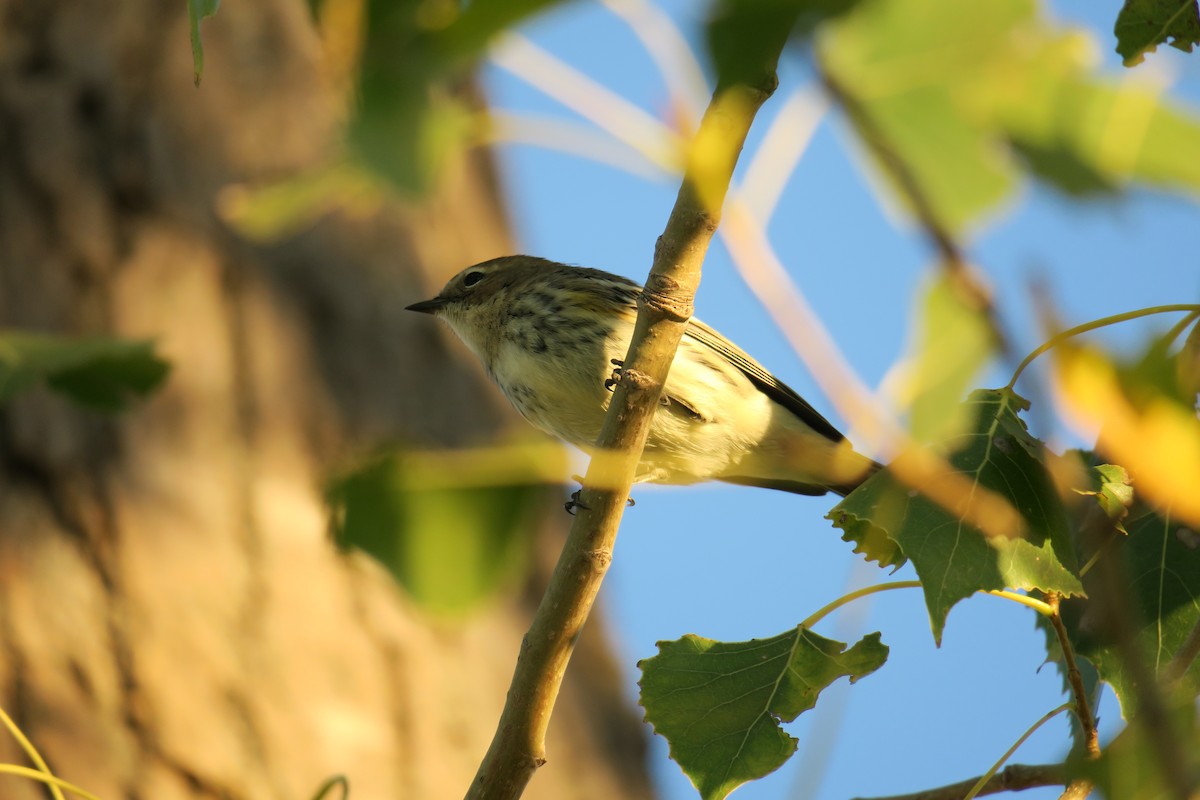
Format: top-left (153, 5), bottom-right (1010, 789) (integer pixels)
top-left (604, 358), bottom-right (624, 392)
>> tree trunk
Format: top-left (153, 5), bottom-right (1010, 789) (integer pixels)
top-left (0, 2), bottom-right (651, 798)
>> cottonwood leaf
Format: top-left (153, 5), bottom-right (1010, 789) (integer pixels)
top-left (1060, 506), bottom-right (1200, 718)
top-left (639, 629), bottom-right (888, 800)
top-left (901, 274), bottom-right (996, 444)
top-left (328, 443), bottom-right (561, 614)
top-left (1053, 337), bottom-right (1200, 527)
top-left (820, 0), bottom-right (1200, 229)
top-left (1069, 688), bottom-right (1199, 799)
top-left (830, 388), bottom-right (1083, 643)
top-left (352, 0), bottom-right (569, 192)
top-left (0, 332), bottom-right (170, 411)
top-left (1114, 0), bottom-right (1200, 66)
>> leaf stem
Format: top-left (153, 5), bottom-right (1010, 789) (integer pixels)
top-left (1046, 593), bottom-right (1101, 759)
top-left (963, 704), bottom-right (1072, 800)
top-left (801, 581), bottom-right (922, 629)
top-left (0, 705), bottom-right (65, 800)
top-left (985, 590), bottom-right (1053, 616)
top-left (1007, 304), bottom-right (1200, 388)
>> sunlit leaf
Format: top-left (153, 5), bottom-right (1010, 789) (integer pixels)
top-left (0, 332), bottom-right (170, 411)
top-left (1076, 463), bottom-right (1135, 534)
top-left (830, 388), bottom-right (1083, 643)
top-left (639, 628), bottom-right (888, 800)
top-left (900, 273), bottom-right (996, 444)
top-left (1114, 0), bottom-right (1200, 67)
top-left (1051, 339), bottom-right (1200, 527)
top-left (819, 0), bottom-right (1200, 228)
top-left (187, 0), bottom-right (221, 87)
top-left (328, 442), bottom-right (564, 614)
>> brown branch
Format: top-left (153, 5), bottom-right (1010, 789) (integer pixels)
top-left (817, 65), bottom-right (1013, 359)
top-left (462, 61), bottom-right (783, 800)
top-left (851, 763), bottom-right (1068, 800)
top-left (1046, 593), bottom-right (1101, 758)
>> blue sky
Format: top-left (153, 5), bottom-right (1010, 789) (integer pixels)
top-left (479, 2), bottom-right (1200, 798)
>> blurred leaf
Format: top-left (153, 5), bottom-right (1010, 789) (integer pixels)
top-left (706, 0), bottom-right (865, 90)
top-left (1114, 0), bottom-right (1200, 67)
top-left (639, 628), bottom-right (888, 800)
top-left (187, 0), bottom-right (221, 88)
top-left (1008, 138), bottom-right (1119, 196)
top-left (0, 332), bottom-right (170, 411)
top-left (329, 443), bottom-right (563, 614)
top-left (1060, 504), bottom-right (1200, 719)
top-left (351, 0), bottom-right (571, 192)
top-left (1052, 336), bottom-right (1200, 527)
top-left (830, 388), bottom-right (1083, 643)
top-left (819, 0), bottom-right (1200, 230)
top-left (1069, 687), bottom-right (1199, 800)
top-left (1176, 315), bottom-right (1200, 399)
top-left (902, 273), bottom-right (996, 443)
top-left (217, 163), bottom-right (383, 241)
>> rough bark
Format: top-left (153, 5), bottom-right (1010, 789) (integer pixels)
top-left (0, 2), bottom-right (650, 798)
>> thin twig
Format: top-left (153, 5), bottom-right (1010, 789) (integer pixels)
top-left (463, 56), bottom-right (784, 800)
top-left (1046, 593), bottom-right (1101, 759)
top-left (851, 763), bottom-right (1068, 800)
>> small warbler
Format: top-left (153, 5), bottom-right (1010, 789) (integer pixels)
top-left (407, 255), bottom-right (879, 497)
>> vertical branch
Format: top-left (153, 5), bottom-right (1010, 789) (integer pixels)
top-left (463, 54), bottom-right (783, 800)
top-left (1045, 593), bottom-right (1100, 758)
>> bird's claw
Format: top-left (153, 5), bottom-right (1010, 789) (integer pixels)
top-left (604, 359), bottom-right (624, 392)
top-left (565, 488), bottom-right (589, 515)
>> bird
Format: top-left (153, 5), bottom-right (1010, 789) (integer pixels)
top-left (406, 255), bottom-right (879, 497)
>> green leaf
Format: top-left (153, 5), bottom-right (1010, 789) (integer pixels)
top-left (1114, 0), bottom-right (1200, 67)
top-left (328, 448), bottom-right (553, 615)
top-left (350, 0), bottom-right (570, 192)
top-left (1060, 505), bottom-right (1200, 718)
top-left (639, 629), bottom-right (888, 800)
top-left (820, 0), bottom-right (1200, 227)
top-left (0, 332), bottom-right (170, 411)
top-left (903, 274), bottom-right (996, 444)
top-left (706, 0), bottom-right (865, 90)
top-left (830, 388), bottom-right (1083, 643)
top-left (1069, 688), bottom-right (1199, 800)
top-left (1073, 463), bottom-right (1136, 534)
top-left (187, 0), bottom-right (221, 88)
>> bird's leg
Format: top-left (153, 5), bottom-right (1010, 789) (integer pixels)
top-left (564, 473), bottom-right (636, 512)
top-left (604, 358), bottom-right (624, 392)
top-left (565, 474), bottom-right (589, 515)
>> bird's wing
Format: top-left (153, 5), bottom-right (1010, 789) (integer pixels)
top-left (684, 317), bottom-right (844, 443)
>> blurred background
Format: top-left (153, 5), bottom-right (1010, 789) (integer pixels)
top-left (0, 1), bottom-right (1196, 799)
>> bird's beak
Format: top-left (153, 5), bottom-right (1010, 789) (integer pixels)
top-left (405, 297), bottom-right (447, 315)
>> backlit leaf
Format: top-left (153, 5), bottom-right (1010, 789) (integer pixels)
top-left (639, 628), bottom-right (888, 800)
top-left (830, 388), bottom-right (1083, 643)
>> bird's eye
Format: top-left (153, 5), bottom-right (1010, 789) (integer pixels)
top-left (463, 271), bottom-right (486, 288)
